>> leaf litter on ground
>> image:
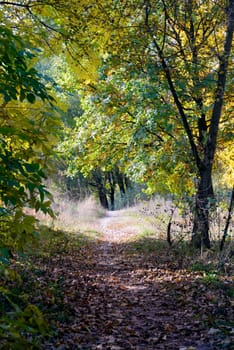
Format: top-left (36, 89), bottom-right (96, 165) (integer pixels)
top-left (7, 212), bottom-right (234, 350)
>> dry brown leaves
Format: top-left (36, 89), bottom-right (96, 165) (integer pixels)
top-left (15, 237), bottom-right (233, 350)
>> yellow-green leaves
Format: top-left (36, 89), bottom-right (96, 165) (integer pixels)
top-left (0, 26), bottom-right (54, 105)
top-left (0, 25), bottom-right (59, 256)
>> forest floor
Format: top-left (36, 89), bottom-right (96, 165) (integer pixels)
top-left (13, 210), bottom-right (234, 349)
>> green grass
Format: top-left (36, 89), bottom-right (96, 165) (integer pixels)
top-left (24, 225), bottom-right (100, 258)
top-left (190, 261), bottom-right (217, 273)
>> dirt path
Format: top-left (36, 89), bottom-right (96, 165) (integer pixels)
top-left (38, 211), bottom-right (233, 350)
top-left (98, 209), bottom-right (142, 243)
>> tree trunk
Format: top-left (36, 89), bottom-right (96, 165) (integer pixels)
top-left (109, 186), bottom-right (115, 211)
top-left (192, 196), bottom-right (210, 249)
top-left (192, 1), bottom-right (234, 248)
top-left (192, 165), bottom-right (214, 248)
top-left (115, 168), bottom-right (126, 195)
top-left (220, 187), bottom-right (234, 251)
top-left (107, 171), bottom-right (116, 211)
top-left (124, 176), bottom-right (131, 190)
top-left (98, 187), bottom-right (109, 209)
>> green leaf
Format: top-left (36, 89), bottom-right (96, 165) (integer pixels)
top-left (27, 183), bottom-right (36, 193)
top-left (0, 207), bottom-right (11, 216)
top-left (0, 249), bottom-right (11, 264)
top-left (24, 163), bottom-right (39, 173)
top-left (26, 93), bottom-right (36, 103)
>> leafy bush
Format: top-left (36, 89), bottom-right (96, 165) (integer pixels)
top-left (0, 263), bottom-right (49, 349)
top-left (0, 25), bottom-right (59, 348)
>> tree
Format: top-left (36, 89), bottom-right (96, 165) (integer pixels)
top-left (89, 167), bottom-right (129, 210)
top-left (1, 0), bottom-right (233, 248)
top-left (65, 0), bottom-right (233, 248)
top-left (142, 0), bottom-right (234, 248)
top-left (0, 25), bottom-right (60, 253)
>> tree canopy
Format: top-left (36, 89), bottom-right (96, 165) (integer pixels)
top-left (58, 0), bottom-right (233, 247)
top-left (0, 23), bottom-right (60, 254)
top-left (0, 0), bottom-right (233, 249)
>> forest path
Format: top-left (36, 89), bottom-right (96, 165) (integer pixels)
top-left (97, 209), bottom-right (142, 243)
top-left (40, 211), bottom-right (232, 350)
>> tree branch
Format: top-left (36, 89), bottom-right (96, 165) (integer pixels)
top-left (144, 0), bottom-right (202, 172)
top-left (206, 0), bottom-right (234, 163)
top-left (0, 1), bottom-right (65, 36)
top-left (0, 1), bottom-right (29, 7)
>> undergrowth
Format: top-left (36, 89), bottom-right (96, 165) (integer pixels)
top-left (0, 195), bottom-right (233, 349)
top-left (126, 230), bottom-right (234, 276)
top-left (0, 218), bottom-right (99, 349)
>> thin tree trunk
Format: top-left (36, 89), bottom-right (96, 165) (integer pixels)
top-left (167, 208), bottom-right (174, 247)
top-left (98, 187), bottom-right (109, 209)
top-left (115, 168), bottom-right (126, 195)
top-left (107, 171), bottom-right (116, 211)
top-left (110, 186), bottom-right (115, 211)
top-left (220, 187), bottom-right (234, 251)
